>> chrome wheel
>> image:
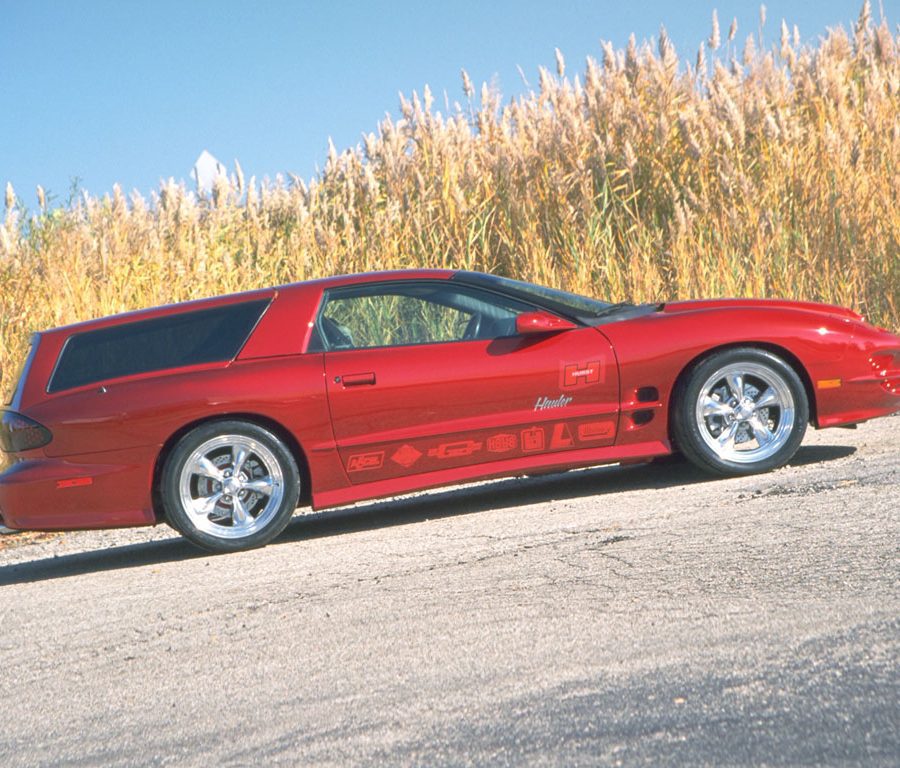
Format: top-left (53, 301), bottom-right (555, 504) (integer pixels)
top-left (177, 434), bottom-right (285, 540)
top-left (694, 361), bottom-right (795, 464)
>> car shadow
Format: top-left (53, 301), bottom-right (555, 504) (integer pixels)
top-left (0, 444), bottom-right (855, 586)
top-left (277, 443), bottom-right (854, 544)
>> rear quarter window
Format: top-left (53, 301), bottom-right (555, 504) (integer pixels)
top-left (48, 299), bottom-right (270, 393)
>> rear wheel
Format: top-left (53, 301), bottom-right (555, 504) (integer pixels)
top-left (672, 348), bottom-right (808, 476)
top-left (161, 420), bottom-right (300, 552)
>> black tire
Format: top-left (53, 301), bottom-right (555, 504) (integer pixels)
top-left (672, 348), bottom-right (808, 477)
top-left (651, 451), bottom-right (687, 466)
top-left (161, 420), bottom-right (301, 553)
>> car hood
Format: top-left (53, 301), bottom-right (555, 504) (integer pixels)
top-left (660, 298), bottom-right (863, 321)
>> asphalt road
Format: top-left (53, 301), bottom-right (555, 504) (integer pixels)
top-left (1, 416), bottom-right (898, 767)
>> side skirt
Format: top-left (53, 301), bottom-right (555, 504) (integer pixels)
top-left (311, 439), bottom-right (671, 510)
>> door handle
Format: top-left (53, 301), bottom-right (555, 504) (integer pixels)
top-left (338, 372), bottom-right (376, 387)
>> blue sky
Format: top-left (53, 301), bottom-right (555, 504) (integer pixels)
top-left (1, 1), bottom-right (893, 206)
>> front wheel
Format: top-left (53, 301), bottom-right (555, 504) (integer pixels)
top-left (161, 420), bottom-right (301, 552)
top-left (672, 348), bottom-right (808, 476)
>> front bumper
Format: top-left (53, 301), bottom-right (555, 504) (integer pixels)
top-left (816, 346), bottom-right (900, 428)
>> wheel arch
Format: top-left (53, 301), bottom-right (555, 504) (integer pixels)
top-left (668, 342), bottom-right (818, 439)
top-left (151, 412), bottom-right (312, 522)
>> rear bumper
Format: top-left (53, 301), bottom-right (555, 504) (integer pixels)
top-left (0, 445), bottom-right (158, 531)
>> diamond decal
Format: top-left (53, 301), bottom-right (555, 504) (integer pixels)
top-left (390, 444), bottom-right (422, 468)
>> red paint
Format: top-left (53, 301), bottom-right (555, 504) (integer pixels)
top-left (0, 271), bottom-right (896, 533)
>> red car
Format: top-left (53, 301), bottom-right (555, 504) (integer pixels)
top-left (1, 270), bottom-right (898, 552)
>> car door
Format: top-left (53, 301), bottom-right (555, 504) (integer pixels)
top-left (317, 280), bottom-right (620, 483)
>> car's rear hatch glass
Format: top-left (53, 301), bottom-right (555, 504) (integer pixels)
top-left (5, 334), bottom-right (39, 407)
top-left (48, 299), bottom-right (270, 393)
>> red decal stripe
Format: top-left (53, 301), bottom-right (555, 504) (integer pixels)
top-left (56, 477), bottom-right (94, 489)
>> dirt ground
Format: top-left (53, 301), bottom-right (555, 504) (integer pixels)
top-left (1, 415), bottom-right (898, 766)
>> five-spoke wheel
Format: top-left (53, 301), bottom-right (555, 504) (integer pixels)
top-left (162, 421), bottom-right (300, 552)
top-left (673, 348), bottom-right (808, 476)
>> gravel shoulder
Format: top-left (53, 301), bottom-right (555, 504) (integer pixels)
top-left (1, 416), bottom-right (898, 766)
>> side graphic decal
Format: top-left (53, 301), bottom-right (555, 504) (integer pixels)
top-left (487, 433), bottom-right (517, 453)
top-left (349, 417), bottom-right (615, 477)
top-left (391, 444), bottom-right (423, 468)
top-left (521, 427), bottom-right (545, 452)
top-left (577, 421), bottom-right (616, 441)
top-left (560, 360), bottom-right (602, 389)
top-left (428, 440), bottom-right (483, 460)
top-left (347, 451), bottom-right (385, 472)
top-left (549, 423), bottom-right (574, 449)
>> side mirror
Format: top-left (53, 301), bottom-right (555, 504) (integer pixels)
top-left (515, 311), bottom-right (577, 335)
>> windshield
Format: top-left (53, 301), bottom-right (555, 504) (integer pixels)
top-left (451, 272), bottom-right (615, 319)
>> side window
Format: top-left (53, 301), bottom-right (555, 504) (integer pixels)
top-left (48, 299), bottom-right (271, 392)
top-left (315, 282), bottom-right (533, 351)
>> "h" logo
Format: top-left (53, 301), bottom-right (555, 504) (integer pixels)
top-left (561, 360), bottom-right (601, 388)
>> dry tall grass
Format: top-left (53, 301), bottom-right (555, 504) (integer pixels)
top-left (2, 4), bottom-right (898, 397)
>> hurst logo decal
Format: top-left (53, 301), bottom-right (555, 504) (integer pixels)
top-left (560, 360), bottom-right (602, 389)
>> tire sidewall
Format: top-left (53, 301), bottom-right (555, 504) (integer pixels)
top-left (162, 420), bottom-right (301, 552)
top-left (674, 348), bottom-right (809, 476)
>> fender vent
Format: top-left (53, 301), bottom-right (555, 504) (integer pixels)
top-left (632, 410), bottom-right (654, 426)
top-left (636, 386), bottom-right (659, 403)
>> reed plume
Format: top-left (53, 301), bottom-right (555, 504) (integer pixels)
top-left (1, 5), bottom-right (897, 398)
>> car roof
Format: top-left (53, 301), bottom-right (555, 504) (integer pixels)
top-left (39, 270), bottom-right (458, 339)
top-left (279, 268), bottom-right (455, 292)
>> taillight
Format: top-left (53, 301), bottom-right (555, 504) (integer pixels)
top-left (0, 410), bottom-right (53, 452)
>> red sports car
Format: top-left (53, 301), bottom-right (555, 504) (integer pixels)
top-left (1, 270), bottom-right (898, 552)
